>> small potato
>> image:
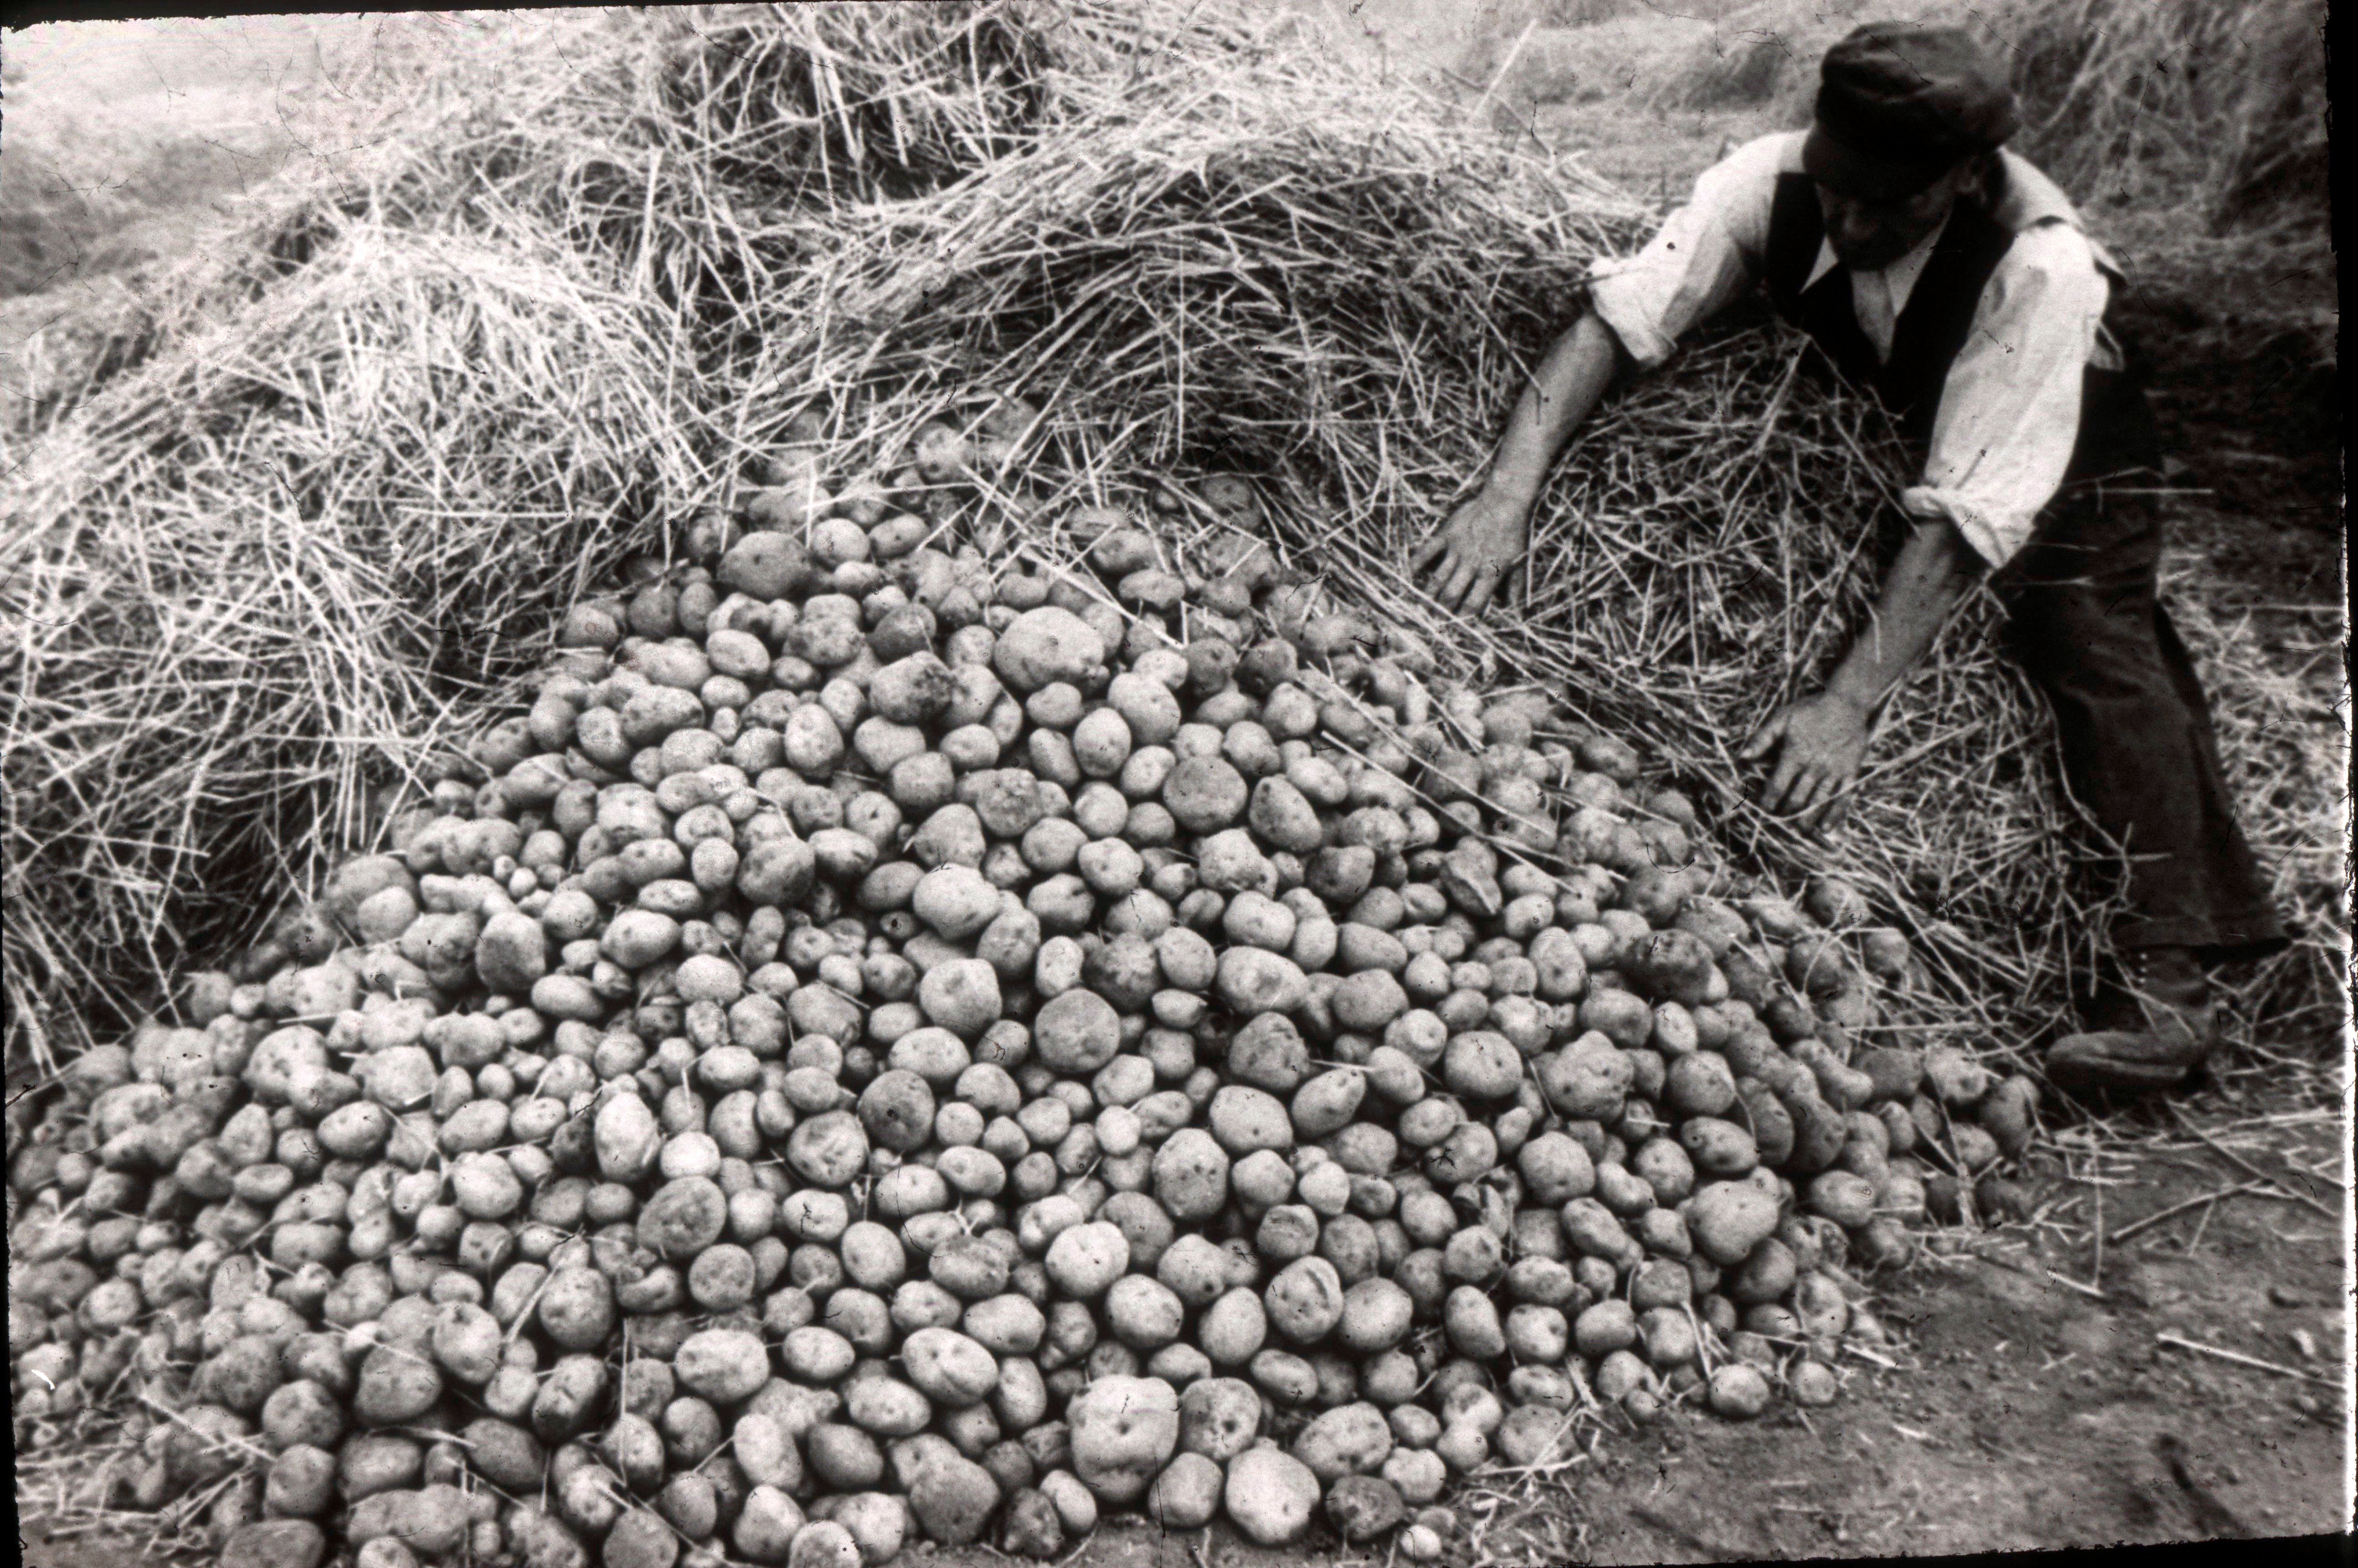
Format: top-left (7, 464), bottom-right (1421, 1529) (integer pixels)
top-left (675, 1329), bottom-right (773, 1405)
top-left (1104, 1274), bottom-right (1186, 1350)
top-left (1177, 1376), bottom-right (1262, 1462)
top-left (1443, 1286), bottom-right (1506, 1360)
top-left (1107, 673), bottom-right (1183, 746)
top-left (355, 1344), bottom-right (443, 1427)
top-left (902, 1326), bottom-right (1002, 1408)
top-left (1071, 708), bottom-right (1134, 779)
top-left (1198, 1287), bottom-right (1268, 1366)
top-left (1155, 1232), bottom-right (1233, 1308)
top-left (1043, 1221), bottom-right (1130, 1298)
top-left (1149, 1452), bottom-right (1224, 1529)
top-left (1222, 1448), bottom-right (1321, 1547)
top-left (1334, 1278), bottom-right (1413, 1355)
top-left (1263, 1257), bottom-right (1344, 1345)
top-left (1678, 1117), bottom-right (1759, 1179)
top-left (1288, 1068), bottom-right (1365, 1139)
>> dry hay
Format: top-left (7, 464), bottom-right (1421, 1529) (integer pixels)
top-left (1, 0), bottom-right (2342, 1095)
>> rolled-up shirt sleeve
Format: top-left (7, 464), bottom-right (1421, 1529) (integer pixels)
top-left (1587, 134), bottom-right (1787, 369)
top-left (1902, 221), bottom-right (2110, 568)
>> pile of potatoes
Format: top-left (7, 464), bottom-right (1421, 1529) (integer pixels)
top-left (7, 407), bottom-right (2044, 1568)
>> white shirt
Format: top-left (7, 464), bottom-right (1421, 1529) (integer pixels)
top-left (1587, 132), bottom-right (2118, 568)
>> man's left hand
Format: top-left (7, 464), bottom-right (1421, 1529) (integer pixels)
top-left (1741, 691), bottom-right (1871, 826)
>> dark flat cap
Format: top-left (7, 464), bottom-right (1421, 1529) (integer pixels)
top-left (1804, 22), bottom-right (2019, 199)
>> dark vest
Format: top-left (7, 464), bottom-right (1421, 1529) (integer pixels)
top-left (1761, 171), bottom-right (2158, 484)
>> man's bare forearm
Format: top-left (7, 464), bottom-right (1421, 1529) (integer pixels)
top-left (1824, 517), bottom-right (1988, 713)
top-left (1482, 312), bottom-right (1627, 508)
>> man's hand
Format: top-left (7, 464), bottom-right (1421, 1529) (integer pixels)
top-left (1413, 492), bottom-right (1531, 614)
top-left (1742, 691), bottom-right (1871, 826)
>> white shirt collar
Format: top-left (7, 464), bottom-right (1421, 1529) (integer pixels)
top-left (1803, 209), bottom-right (1951, 308)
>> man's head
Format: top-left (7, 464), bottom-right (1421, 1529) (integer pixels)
top-left (1804, 22), bottom-right (2017, 269)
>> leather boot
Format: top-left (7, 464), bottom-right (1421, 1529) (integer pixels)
top-left (2045, 945), bottom-right (2217, 1093)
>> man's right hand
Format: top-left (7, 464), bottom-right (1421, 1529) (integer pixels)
top-left (1413, 492), bottom-right (1531, 614)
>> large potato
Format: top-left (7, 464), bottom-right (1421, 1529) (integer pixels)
top-left (1033, 989), bottom-right (1121, 1073)
top-left (1536, 1034), bottom-right (1632, 1120)
top-left (993, 609), bottom-right (1106, 694)
top-left (1067, 1375), bottom-right (1179, 1505)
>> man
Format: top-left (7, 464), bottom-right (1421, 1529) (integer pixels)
top-left (1415, 22), bottom-right (2284, 1092)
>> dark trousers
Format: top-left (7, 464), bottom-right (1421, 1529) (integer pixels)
top-left (1997, 473), bottom-right (2287, 961)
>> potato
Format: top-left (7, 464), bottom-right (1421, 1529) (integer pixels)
top-left (1293, 1401), bottom-right (1392, 1483)
top-left (1148, 1452), bottom-right (1224, 1529)
top-left (261, 1449), bottom-right (338, 1522)
top-left (355, 1344), bottom-right (443, 1427)
top-left (721, 1485), bottom-right (803, 1564)
top-left (909, 866), bottom-right (998, 944)
top-left (1263, 1256), bottom-right (1345, 1345)
top-left (1288, 1068), bottom-right (1366, 1139)
top-left (1443, 1031), bottom-right (1522, 1101)
top-left (1687, 1181), bottom-right (1781, 1266)
top-left (1334, 1278), bottom-right (1413, 1355)
top-left (787, 1112), bottom-right (870, 1189)
top-left (530, 1355), bottom-right (609, 1446)
top-left (1066, 1375), bottom-right (1179, 1505)
top-left (1807, 1171), bottom-right (1878, 1229)
top-left (1199, 1287), bottom-right (1268, 1366)
top-left (347, 1486), bottom-right (471, 1560)
top-left (1032, 989), bottom-right (1120, 1073)
top-left (1206, 1086), bottom-right (1293, 1155)
top-left (672, 1329), bottom-right (770, 1406)
top-left (1536, 1034), bottom-right (1631, 1120)
top-left (258, 1378), bottom-right (343, 1451)
top-left (1516, 1131), bottom-right (1596, 1205)
top-left (1070, 708), bottom-right (1133, 779)
top-left (419, 1301), bottom-right (502, 1389)
top-left (1679, 1117), bottom-right (1760, 1179)
top-left (993, 609), bottom-right (1105, 695)
top-left (1216, 948), bottom-right (1307, 1016)
top-left (1222, 1448), bottom-right (1321, 1546)
top-left (901, 1327), bottom-right (1000, 1408)
top-left (1435, 1284), bottom-right (1503, 1359)
top-left (1100, 672), bottom-right (1181, 748)
top-left (1157, 755), bottom-right (1245, 835)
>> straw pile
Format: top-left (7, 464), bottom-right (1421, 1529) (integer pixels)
top-left (0, 0), bottom-right (2338, 1086)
